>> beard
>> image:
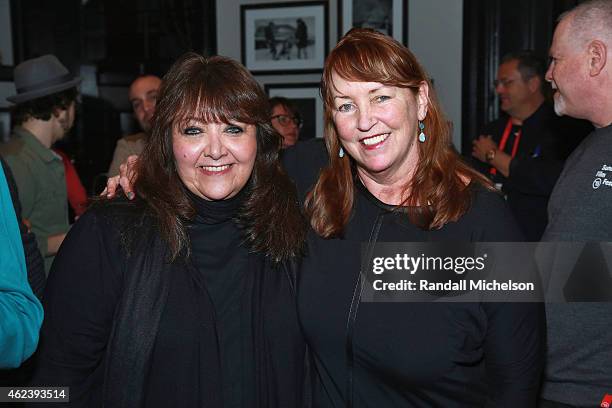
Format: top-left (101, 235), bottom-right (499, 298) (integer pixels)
top-left (553, 93), bottom-right (566, 117)
top-left (141, 122), bottom-right (152, 134)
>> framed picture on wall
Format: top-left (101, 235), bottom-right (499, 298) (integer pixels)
top-left (338, 0), bottom-right (407, 44)
top-left (265, 83), bottom-right (324, 140)
top-left (241, 2), bottom-right (328, 75)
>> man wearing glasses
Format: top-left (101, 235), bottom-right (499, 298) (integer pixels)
top-left (269, 97), bottom-right (302, 149)
top-left (471, 51), bottom-right (590, 241)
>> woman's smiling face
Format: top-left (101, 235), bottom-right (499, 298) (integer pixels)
top-left (330, 72), bottom-right (429, 181)
top-left (172, 119), bottom-right (257, 201)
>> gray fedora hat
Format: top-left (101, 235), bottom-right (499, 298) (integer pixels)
top-left (7, 54), bottom-right (81, 104)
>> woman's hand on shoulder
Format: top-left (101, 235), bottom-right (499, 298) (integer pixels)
top-left (101, 155), bottom-right (139, 200)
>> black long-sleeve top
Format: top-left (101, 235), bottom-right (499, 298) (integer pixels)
top-left (30, 193), bottom-right (306, 407)
top-left (298, 184), bottom-right (545, 407)
top-left (282, 142), bottom-right (545, 407)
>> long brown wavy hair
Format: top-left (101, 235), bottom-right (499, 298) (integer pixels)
top-left (133, 53), bottom-right (305, 261)
top-left (305, 29), bottom-right (493, 238)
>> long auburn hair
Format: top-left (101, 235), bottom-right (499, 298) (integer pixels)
top-left (133, 53), bottom-right (305, 261)
top-left (305, 29), bottom-right (493, 238)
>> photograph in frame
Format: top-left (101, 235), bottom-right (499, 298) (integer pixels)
top-left (338, 0), bottom-right (407, 44)
top-left (241, 2), bottom-right (328, 74)
top-left (265, 83), bottom-right (324, 140)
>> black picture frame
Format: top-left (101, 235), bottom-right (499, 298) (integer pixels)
top-left (241, 1), bottom-right (329, 75)
top-left (338, 0), bottom-right (408, 45)
top-left (265, 82), bottom-right (324, 139)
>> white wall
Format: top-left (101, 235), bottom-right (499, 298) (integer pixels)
top-left (409, 0), bottom-right (463, 149)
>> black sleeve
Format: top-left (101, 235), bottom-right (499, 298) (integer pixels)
top-left (505, 116), bottom-right (592, 197)
top-left (471, 188), bottom-right (524, 242)
top-left (29, 210), bottom-right (124, 407)
top-left (469, 189), bottom-right (545, 405)
top-left (0, 157), bottom-right (45, 300)
top-left (483, 302), bottom-right (545, 407)
top-left (505, 128), bottom-right (565, 197)
top-left (507, 156), bottom-right (563, 196)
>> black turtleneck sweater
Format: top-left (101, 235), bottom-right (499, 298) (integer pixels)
top-left (187, 190), bottom-right (251, 408)
top-left (142, 190), bottom-right (254, 408)
top-left (32, 189), bottom-right (307, 408)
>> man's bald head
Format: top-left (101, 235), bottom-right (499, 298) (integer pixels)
top-left (560, 0), bottom-right (612, 47)
top-left (547, 0), bottom-right (612, 127)
top-left (129, 75), bottom-right (162, 133)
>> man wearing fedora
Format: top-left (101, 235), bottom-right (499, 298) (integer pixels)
top-left (0, 54), bottom-right (81, 274)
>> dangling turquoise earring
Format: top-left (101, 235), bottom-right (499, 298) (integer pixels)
top-left (339, 146), bottom-right (345, 158)
top-left (418, 121), bottom-right (426, 143)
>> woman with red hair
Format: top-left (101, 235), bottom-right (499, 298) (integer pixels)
top-left (293, 28), bottom-right (544, 406)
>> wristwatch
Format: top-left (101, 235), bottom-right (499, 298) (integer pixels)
top-left (485, 149), bottom-right (496, 163)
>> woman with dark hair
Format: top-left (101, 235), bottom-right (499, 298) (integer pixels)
top-left (295, 28), bottom-right (544, 407)
top-left (107, 30), bottom-right (545, 406)
top-left (269, 96), bottom-right (302, 148)
top-left (31, 54), bottom-right (307, 408)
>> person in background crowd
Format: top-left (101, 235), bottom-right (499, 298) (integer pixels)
top-left (471, 51), bottom-right (591, 241)
top-left (0, 157), bottom-right (45, 390)
top-left (0, 157), bottom-right (45, 300)
top-left (269, 96), bottom-right (302, 149)
top-left (31, 54), bottom-right (308, 407)
top-left (540, 1), bottom-right (612, 406)
top-left (107, 75), bottom-right (162, 177)
top-left (0, 160), bottom-right (43, 369)
top-left (0, 54), bottom-right (80, 274)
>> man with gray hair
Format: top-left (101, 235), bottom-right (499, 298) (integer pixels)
top-left (542, 1), bottom-right (612, 406)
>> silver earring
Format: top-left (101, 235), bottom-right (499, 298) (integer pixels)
top-left (418, 121), bottom-right (426, 143)
top-left (339, 147), bottom-right (345, 158)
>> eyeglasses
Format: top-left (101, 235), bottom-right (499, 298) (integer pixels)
top-left (271, 114), bottom-right (303, 128)
top-left (493, 78), bottom-right (517, 88)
